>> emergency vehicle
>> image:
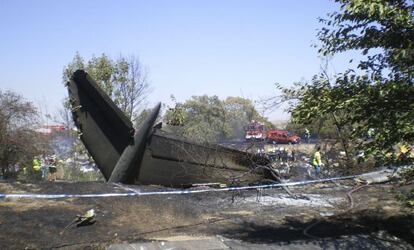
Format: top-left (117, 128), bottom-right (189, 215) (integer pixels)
top-left (267, 130), bottom-right (301, 144)
top-left (244, 121), bottom-right (266, 141)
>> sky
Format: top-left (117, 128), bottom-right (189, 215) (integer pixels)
top-left (0, 0), bottom-right (360, 121)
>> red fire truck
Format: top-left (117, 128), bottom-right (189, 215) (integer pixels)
top-left (244, 121), bottom-right (266, 141)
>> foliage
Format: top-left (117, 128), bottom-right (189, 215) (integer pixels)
top-left (0, 90), bottom-right (51, 178)
top-left (58, 165), bottom-right (104, 182)
top-left (183, 95), bottom-right (229, 143)
top-left (224, 96), bottom-right (273, 138)
top-left (318, 0), bottom-right (414, 79)
top-left (63, 52), bottom-right (85, 83)
top-left (165, 95), bottom-right (271, 143)
top-left (165, 95), bottom-right (185, 126)
top-left (63, 52), bottom-right (150, 121)
top-left (397, 184), bottom-right (414, 207)
top-left (277, 0), bottom-right (414, 166)
top-left (317, 0), bottom-right (414, 161)
top-left (61, 53), bottom-right (152, 182)
top-left (285, 115), bottom-right (338, 139)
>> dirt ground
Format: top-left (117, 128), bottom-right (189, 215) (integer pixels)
top-left (0, 179), bottom-right (413, 249)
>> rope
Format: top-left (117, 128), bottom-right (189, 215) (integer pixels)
top-left (0, 174), bottom-right (357, 200)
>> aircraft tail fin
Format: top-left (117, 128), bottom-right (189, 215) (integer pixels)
top-left (67, 70), bottom-right (135, 180)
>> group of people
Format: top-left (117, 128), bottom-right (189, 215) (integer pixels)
top-left (259, 140), bottom-right (411, 178)
top-left (32, 156), bottom-right (57, 181)
top-left (259, 147), bottom-right (296, 162)
top-left (257, 146), bottom-right (296, 163)
top-left (257, 144), bottom-right (322, 176)
top-left (274, 147), bottom-right (296, 162)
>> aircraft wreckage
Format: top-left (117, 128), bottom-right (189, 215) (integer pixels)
top-left (67, 70), bottom-right (273, 187)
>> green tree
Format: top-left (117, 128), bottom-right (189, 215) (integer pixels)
top-left (165, 96), bottom-right (185, 127)
top-left (181, 95), bottom-right (229, 143)
top-left (318, 0), bottom-right (414, 79)
top-left (63, 53), bottom-right (150, 121)
top-left (165, 95), bottom-right (271, 143)
top-left (224, 97), bottom-right (272, 139)
top-left (87, 54), bottom-right (115, 97)
top-left (0, 90), bottom-right (49, 178)
top-left (285, 114), bottom-right (338, 139)
top-left (278, 0), bottom-right (414, 165)
top-left (63, 51), bottom-right (85, 83)
top-left (278, 74), bottom-right (359, 162)
top-left (319, 0), bottom-right (414, 160)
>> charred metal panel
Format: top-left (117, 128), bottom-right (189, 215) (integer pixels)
top-left (148, 129), bottom-right (266, 171)
top-left (137, 128), bottom-right (269, 186)
top-left (138, 149), bottom-right (266, 187)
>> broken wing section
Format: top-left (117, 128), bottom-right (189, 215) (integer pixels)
top-left (67, 70), bottom-right (135, 180)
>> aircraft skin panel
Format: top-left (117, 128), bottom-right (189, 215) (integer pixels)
top-left (138, 149), bottom-right (265, 187)
top-left (149, 131), bottom-right (260, 171)
top-left (139, 130), bottom-right (269, 187)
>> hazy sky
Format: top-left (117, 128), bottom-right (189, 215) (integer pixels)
top-left (0, 0), bottom-right (360, 121)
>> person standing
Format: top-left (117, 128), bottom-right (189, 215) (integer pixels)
top-left (40, 157), bottom-right (48, 180)
top-left (305, 128), bottom-right (311, 143)
top-left (32, 157), bottom-right (42, 179)
top-left (312, 146), bottom-right (322, 175)
top-left (48, 158), bottom-right (57, 181)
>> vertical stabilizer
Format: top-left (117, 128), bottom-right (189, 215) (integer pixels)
top-left (67, 70), bottom-right (135, 180)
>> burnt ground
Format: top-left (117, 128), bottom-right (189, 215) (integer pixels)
top-left (0, 180), bottom-right (413, 249)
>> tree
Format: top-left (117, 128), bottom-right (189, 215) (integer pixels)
top-left (62, 51), bottom-right (85, 83)
top-left (87, 54), bottom-right (115, 97)
top-left (0, 90), bottom-right (49, 178)
top-left (224, 97), bottom-right (272, 139)
top-left (277, 0), bottom-right (414, 165)
top-left (318, 0), bottom-right (414, 79)
top-left (182, 95), bottom-right (229, 143)
top-left (63, 53), bottom-right (150, 122)
top-left (113, 56), bottom-right (150, 121)
top-left (164, 95), bottom-right (271, 143)
top-left (319, 0), bottom-right (414, 160)
top-left (277, 74), bottom-right (359, 163)
top-left (285, 110), bottom-right (338, 139)
top-left (58, 101), bottom-right (75, 132)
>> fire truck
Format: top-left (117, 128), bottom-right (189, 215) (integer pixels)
top-left (35, 124), bottom-right (67, 135)
top-left (245, 121), bottom-right (300, 144)
top-left (244, 121), bottom-right (266, 141)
